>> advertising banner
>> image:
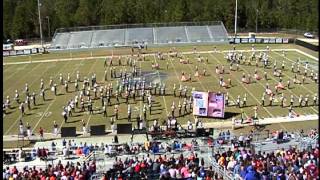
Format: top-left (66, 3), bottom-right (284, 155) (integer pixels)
top-left (282, 38), bottom-right (289, 43)
top-left (3, 44), bottom-right (13, 51)
top-left (24, 49), bottom-right (31, 55)
top-left (3, 51), bottom-right (10, 56)
top-left (248, 38), bottom-right (255, 43)
top-left (16, 50), bottom-right (24, 55)
top-left (207, 93), bottom-right (225, 118)
top-left (269, 38), bottom-right (276, 43)
top-left (255, 38), bottom-right (263, 43)
top-left (31, 48), bottom-right (38, 54)
top-left (39, 48), bottom-right (44, 53)
top-left (10, 50), bottom-right (16, 56)
top-left (192, 91), bottom-right (208, 116)
top-left (275, 38), bottom-right (282, 43)
top-left (235, 38), bottom-right (241, 44)
top-left (241, 38), bottom-right (249, 43)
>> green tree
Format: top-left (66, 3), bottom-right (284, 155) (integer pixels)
top-left (74, 0), bottom-right (92, 26)
top-left (3, 0), bottom-right (17, 40)
top-left (55, 0), bottom-right (79, 27)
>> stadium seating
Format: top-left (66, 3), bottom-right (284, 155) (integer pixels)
top-left (91, 29), bottom-right (126, 48)
top-left (125, 27), bottom-right (154, 45)
top-left (67, 31), bottom-right (93, 49)
top-left (154, 26), bottom-right (188, 44)
top-left (50, 23), bottom-right (229, 50)
top-left (185, 26), bottom-right (212, 42)
top-left (208, 25), bottom-right (229, 42)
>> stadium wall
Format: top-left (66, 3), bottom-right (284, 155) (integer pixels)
top-left (295, 39), bottom-right (319, 51)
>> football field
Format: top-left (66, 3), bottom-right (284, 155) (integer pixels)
top-left (3, 44), bottom-right (319, 136)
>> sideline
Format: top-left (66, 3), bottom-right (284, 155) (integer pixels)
top-left (4, 48), bottom-right (318, 66)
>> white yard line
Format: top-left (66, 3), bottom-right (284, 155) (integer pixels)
top-left (292, 49), bottom-right (318, 61)
top-left (153, 54), bottom-right (169, 115)
top-left (167, 56), bottom-right (183, 87)
top-left (85, 58), bottom-right (106, 130)
top-left (5, 48), bottom-right (317, 65)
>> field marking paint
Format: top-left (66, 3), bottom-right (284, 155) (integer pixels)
top-left (167, 55), bottom-right (183, 87)
top-left (209, 53), bottom-right (275, 118)
top-left (292, 49), bottom-right (318, 61)
top-left (4, 48), bottom-right (317, 65)
top-left (85, 58), bottom-right (105, 130)
top-left (153, 54), bottom-right (169, 116)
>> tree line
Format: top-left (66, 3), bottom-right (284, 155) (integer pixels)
top-left (3, 0), bottom-right (318, 40)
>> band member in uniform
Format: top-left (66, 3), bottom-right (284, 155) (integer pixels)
top-left (82, 120), bottom-right (86, 134)
top-left (26, 122), bottom-right (31, 138)
top-left (298, 95), bottom-right (303, 107)
top-left (127, 104), bottom-right (131, 121)
top-left (20, 102), bottom-right (25, 116)
top-left (15, 90), bottom-right (20, 104)
top-left (53, 121), bottom-right (58, 136)
top-left (313, 94), bottom-right (318, 106)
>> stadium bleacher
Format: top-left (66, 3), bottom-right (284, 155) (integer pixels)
top-left (125, 27), bottom-right (154, 45)
top-left (67, 31), bottom-right (93, 49)
top-left (50, 22), bottom-right (229, 50)
top-left (185, 26), bottom-right (212, 42)
top-left (91, 29), bottom-right (126, 48)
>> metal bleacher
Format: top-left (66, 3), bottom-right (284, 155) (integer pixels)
top-left (125, 27), bottom-right (154, 45)
top-left (50, 21), bottom-right (229, 50)
top-left (155, 26), bottom-right (188, 44)
top-left (186, 26), bottom-right (212, 43)
top-left (91, 29), bottom-right (126, 48)
top-left (67, 31), bottom-right (93, 49)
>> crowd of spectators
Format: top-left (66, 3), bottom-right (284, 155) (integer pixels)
top-left (213, 129), bottom-right (319, 180)
top-left (3, 160), bottom-right (96, 180)
top-left (3, 128), bottom-right (318, 179)
top-left (214, 145), bottom-right (318, 179)
top-left (103, 153), bottom-right (223, 180)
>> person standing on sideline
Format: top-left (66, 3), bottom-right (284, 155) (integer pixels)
top-left (82, 120), bottom-right (86, 134)
top-left (127, 104), bottom-right (131, 122)
top-left (53, 121), bottom-right (58, 136)
top-left (26, 122), bottom-right (31, 138)
top-left (39, 127), bottom-right (44, 141)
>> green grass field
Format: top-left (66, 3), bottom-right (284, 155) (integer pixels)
top-left (3, 44), bottom-right (319, 136)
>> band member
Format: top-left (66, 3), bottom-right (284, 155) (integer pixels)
top-left (53, 121), bottom-right (58, 136)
